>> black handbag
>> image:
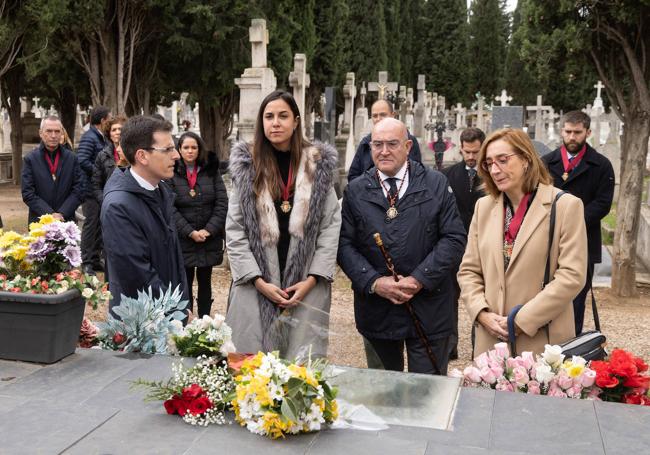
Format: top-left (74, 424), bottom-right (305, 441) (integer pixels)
top-left (507, 191), bottom-right (607, 360)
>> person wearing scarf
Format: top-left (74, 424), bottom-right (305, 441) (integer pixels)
top-left (459, 128), bottom-right (588, 357)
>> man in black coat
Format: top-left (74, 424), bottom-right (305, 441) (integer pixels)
top-left (347, 99), bottom-right (422, 183)
top-left (542, 110), bottom-right (615, 335)
top-left (21, 116), bottom-right (84, 224)
top-left (338, 118), bottom-right (466, 375)
top-left (77, 105), bottom-right (111, 275)
top-left (441, 127), bottom-right (485, 359)
top-left (101, 116), bottom-right (188, 316)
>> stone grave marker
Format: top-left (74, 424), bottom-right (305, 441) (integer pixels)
top-left (288, 53), bottom-right (310, 133)
top-left (491, 106), bottom-right (524, 131)
top-left (367, 71), bottom-right (398, 100)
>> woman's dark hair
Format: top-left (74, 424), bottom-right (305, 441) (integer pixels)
top-left (103, 115), bottom-right (128, 141)
top-left (252, 90), bottom-right (310, 200)
top-left (178, 131), bottom-right (208, 165)
top-left (90, 105), bottom-right (111, 126)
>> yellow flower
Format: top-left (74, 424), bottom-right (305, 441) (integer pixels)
top-left (565, 363), bottom-right (584, 378)
top-left (38, 214), bottom-right (56, 225)
top-left (327, 400), bottom-right (339, 421)
top-left (20, 236), bottom-right (36, 246)
top-left (7, 245), bottom-right (28, 261)
top-left (0, 231), bottom-right (22, 248)
top-left (28, 223), bottom-right (45, 237)
top-left (288, 364), bottom-right (307, 379)
top-left (262, 412), bottom-right (288, 439)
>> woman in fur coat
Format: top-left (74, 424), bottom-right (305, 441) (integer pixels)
top-left (226, 90), bottom-right (341, 359)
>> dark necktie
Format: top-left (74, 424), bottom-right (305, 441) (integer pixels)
top-left (468, 167), bottom-right (477, 192)
top-left (385, 177), bottom-right (399, 201)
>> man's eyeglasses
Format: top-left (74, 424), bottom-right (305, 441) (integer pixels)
top-left (145, 146), bottom-right (177, 154)
top-left (371, 140), bottom-right (403, 152)
top-left (480, 153), bottom-right (518, 172)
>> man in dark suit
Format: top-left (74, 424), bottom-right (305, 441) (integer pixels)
top-left (441, 127), bottom-right (485, 359)
top-left (348, 99), bottom-right (422, 183)
top-left (77, 105), bottom-right (111, 275)
top-left (21, 116), bottom-right (84, 224)
top-left (542, 111), bottom-right (614, 335)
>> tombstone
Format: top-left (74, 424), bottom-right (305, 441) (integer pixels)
top-left (405, 88), bottom-right (414, 131)
top-left (413, 76), bottom-right (427, 139)
top-left (544, 107), bottom-right (560, 145)
top-left (397, 86), bottom-right (408, 122)
top-left (475, 95), bottom-right (487, 132)
top-left (171, 101), bottom-right (179, 135)
top-left (367, 71), bottom-right (398, 100)
top-left (288, 53), bottom-right (310, 134)
top-left (491, 106), bottom-right (524, 131)
top-left (526, 95), bottom-right (551, 142)
top-left (592, 80), bottom-right (605, 113)
top-left (340, 72), bottom-right (356, 172)
top-left (531, 139), bottom-right (552, 157)
top-left (193, 103), bottom-right (200, 131)
top-left (234, 19), bottom-right (277, 143)
top-left (21, 101), bottom-right (41, 144)
top-left (495, 89), bottom-right (513, 107)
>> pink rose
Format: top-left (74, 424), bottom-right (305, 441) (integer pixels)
top-left (506, 357), bottom-right (519, 370)
top-left (547, 383), bottom-right (568, 398)
top-left (495, 378), bottom-right (514, 392)
top-left (513, 366), bottom-right (530, 386)
top-left (557, 371), bottom-right (574, 390)
top-left (527, 380), bottom-right (541, 395)
top-left (494, 343), bottom-right (510, 360)
top-left (463, 366), bottom-right (483, 383)
top-left (567, 384), bottom-right (583, 398)
top-left (586, 388), bottom-right (602, 400)
top-left (521, 351), bottom-right (535, 370)
top-left (474, 352), bottom-right (489, 370)
top-left (490, 365), bottom-right (505, 379)
top-left (480, 366), bottom-right (497, 384)
top-left (580, 369), bottom-right (596, 388)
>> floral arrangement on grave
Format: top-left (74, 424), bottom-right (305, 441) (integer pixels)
top-left (79, 317), bottom-right (99, 348)
top-left (0, 214), bottom-right (110, 308)
top-left (452, 343), bottom-right (600, 399)
top-left (97, 285), bottom-right (188, 354)
top-left (590, 349), bottom-right (650, 406)
top-left (231, 351), bottom-right (339, 439)
top-left (131, 355), bottom-right (235, 426)
top-left (167, 314), bottom-right (236, 359)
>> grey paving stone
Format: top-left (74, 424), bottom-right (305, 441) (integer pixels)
top-left (309, 428), bottom-right (427, 455)
top-left (425, 443), bottom-right (538, 455)
top-left (378, 387), bottom-right (495, 448)
top-left (0, 394), bottom-right (29, 413)
top-left (188, 420), bottom-right (318, 454)
top-left (595, 400), bottom-right (650, 454)
top-left (0, 398), bottom-right (118, 455)
top-left (63, 409), bottom-right (205, 455)
top-left (2, 349), bottom-right (149, 404)
top-left (0, 358), bottom-right (44, 387)
top-left (490, 392), bottom-right (605, 455)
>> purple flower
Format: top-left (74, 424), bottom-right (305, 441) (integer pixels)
top-left (61, 222), bottom-right (81, 245)
top-left (62, 245), bottom-right (82, 267)
top-left (44, 222), bottom-right (66, 242)
top-left (28, 237), bottom-right (53, 261)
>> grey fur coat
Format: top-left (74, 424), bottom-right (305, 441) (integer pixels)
top-left (225, 141), bottom-right (341, 359)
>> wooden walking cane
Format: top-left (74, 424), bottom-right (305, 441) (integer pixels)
top-left (373, 233), bottom-right (441, 374)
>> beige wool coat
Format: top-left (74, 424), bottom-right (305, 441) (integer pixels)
top-left (458, 183), bottom-right (588, 357)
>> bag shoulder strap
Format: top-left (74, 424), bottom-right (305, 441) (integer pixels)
top-left (543, 191), bottom-right (566, 287)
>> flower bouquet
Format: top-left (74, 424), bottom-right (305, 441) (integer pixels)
top-left (231, 351), bottom-right (339, 439)
top-left (97, 285), bottom-right (188, 354)
top-left (590, 349), bottom-right (650, 405)
top-left (452, 343), bottom-right (600, 399)
top-left (131, 355), bottom-right (235, 426)
top-left (79, 317), bottom-right (99, 348)
top-left (168, 314), bottom-right (236, 358)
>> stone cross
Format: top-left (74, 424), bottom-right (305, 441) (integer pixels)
top-left (476, 95), bottom-right (486, 131)
top-left (594, 80), bottom-right (605, 100)
top-left (454, 103), bottom-right (466, 128)
top-left (544, 107), bottom-right (559, 142)
top-left (526, 95), bottom-right (551, 140)
top-left (367, 71), bottom-right (398, 100)
top-left (342, 72), bottom-right (356, 131)
top-left (359, 82), bottom-right (367, 108)
top-left (288, 53), bottom-right (310, 123)
top-left (249, 19), bottom-right (269, 68)
top-left (495, 89), bottom-right (512, 107)
top-left (398, 85), bottom-right (408, 120)
top-left (417, 75), bottom-right (426, 106)
top-left (592, 80), bottom-right (605, 114)
top-left (437, 96), bottom-right (446, 113)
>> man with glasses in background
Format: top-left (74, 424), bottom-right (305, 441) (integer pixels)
top-left (441, 127), bottom-right (485, 360)
top-left (101, 116), bottom-right (188, 317)
top-left (21, 116), bottom-right (84, 224)
top-left (338, 118), bottom-right (466, 375)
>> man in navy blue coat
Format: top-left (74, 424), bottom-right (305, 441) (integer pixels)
top-left (101, 116), bottom-right (188, 316)
top-left (21, 116), bottom-right (84, 224)
top-left (338, 118), bottom-right (466, 375)
top-left (347, 99), bottom-right (422, 183)
top-left (77, 105), bottom-right (111, 275)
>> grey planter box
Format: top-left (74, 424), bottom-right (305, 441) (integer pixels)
top-left (0, 289), bottom-right (85, 363)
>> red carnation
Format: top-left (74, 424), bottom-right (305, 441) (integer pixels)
top-left (112, 332), bottom-right (126, 345)
top-left (10, 287), bottom-right (21, 292)
top-left (41, 281), bottom-right (49, 290)
top-left (623, 375), bottom-right (650, 389)
top-left (188, 396), bottom-right (213, 415)
top-left (0, 274), bottom-right (6, 280)
top-left (609, 349), bottom-right (638, 378)
top-left (634, 357), bottom-right (649, 373)
top-left (623, 392), bottom-right (650, 406)
top-left (596, 374), bottom-right (619, 389)
top-left (182, 384), bottom-right (204, 400)
top-left (164, 398), bottom-right (179, 415)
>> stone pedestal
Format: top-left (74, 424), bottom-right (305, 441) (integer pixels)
top-left (21, 112), bottom-right (40, 143)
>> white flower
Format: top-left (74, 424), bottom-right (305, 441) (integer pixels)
top-left (199, 315), bottom-right (212, 331)
top-left (81, 288), bottom-right (94, 299)
top-left (535, 363), bottom-right (555, 384)
top-left (541, 344), bottom-right (564, 366)
top-left (57, 280), bottom-right (69, 293)
top-left (211, 314), bottom-right (225, 329)
top-left (570, 355), bottom-right (587, 367)
top-left (219, 340), bottom-right (236, 356)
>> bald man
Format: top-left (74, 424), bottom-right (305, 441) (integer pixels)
top-left (347, 99), bottom-right (422, 183)
top-left (338, 118), bottom-right (466, 375)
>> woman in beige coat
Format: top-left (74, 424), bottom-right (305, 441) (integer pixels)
top-left (458, 128), bottom-right (587, 357)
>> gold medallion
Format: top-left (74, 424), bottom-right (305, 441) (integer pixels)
top-left (386, 206), bottom-right (398, 219)
top-left (281, 200), bottom-right (292, 213)
top-left (189, 188), bottom-right (196, 198)
top-left (562, 172), bottom-right (568, 181)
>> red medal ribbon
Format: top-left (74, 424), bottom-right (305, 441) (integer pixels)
top-left (113, 146), bottom-right (119, 163)
top-left (504, 192), bottom-right (531, 245)
top-left (44, 148), bottom-right (60, 179)
top-left (186, 164), bottom-right (199, 191)
top-left (279, 162), bottom-right (294, 201)
top-left (560, 144), bottom-right (587, 175)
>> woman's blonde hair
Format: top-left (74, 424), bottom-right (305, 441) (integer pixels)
top-left (477, 128), bottom-right (552, 198)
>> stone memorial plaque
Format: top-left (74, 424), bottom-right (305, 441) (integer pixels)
top-left (329, 366), bottom-right (461, 430)
top-left (491, 106), bottom-right (524, 131)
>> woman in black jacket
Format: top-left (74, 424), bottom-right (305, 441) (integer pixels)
top-left (169, 132), bottom-right (228, 317)
top-left (93, 115), bottom-right (128, 205)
